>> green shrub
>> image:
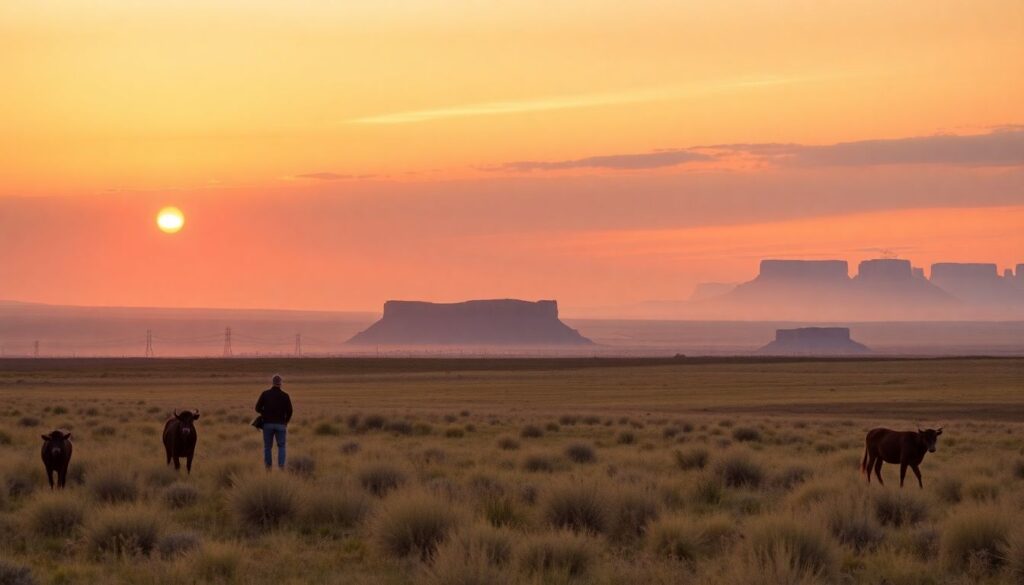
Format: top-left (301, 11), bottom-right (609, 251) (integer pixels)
top-left (86, 506), bottom-right (161, 557)
top-left (715, 452), bottom-right (764, 488)
top-left (358, 463), bottom-right (407, 497)
top-left (564, 443), bottom-right (597, 464)
top-left (517, 531), bottom-right (597, 579)
top-left (230, 474), bottom-right (299, 530)
top-left (26, 493), bottom-right (86, 538)
top-left (939, 506), bottom-right (1011, 573)
top-left (673, 447), bottom-right (709, 471)
top-left (373, 492), bottom-right (461, 561)
top-left (543, 482), bottom-right (608, 535)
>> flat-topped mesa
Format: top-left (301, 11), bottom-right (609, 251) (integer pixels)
top-left (346, 299), bottom-right (592, 346)
top-left (758, 327), bottom-right (870, 355)
top-left (756, 259), bottom-right (850, 282)
top-left (857, 259), bottom-right (913, 281)
top-left (930, 262), bottom-right (1020, 304)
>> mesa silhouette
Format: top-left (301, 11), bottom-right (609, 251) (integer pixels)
top-left (346, 299), bottom-right (592, 346)
top-left (758, 327), bottom-right (870, 356)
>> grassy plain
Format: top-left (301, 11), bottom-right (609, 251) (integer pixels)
top-left (0, 357), bottom-right (1022, 584)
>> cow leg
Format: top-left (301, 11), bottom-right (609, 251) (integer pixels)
top-left (45, 466), bottom-right (54, 489)
top-left (899, 463), bottom-right (908, 488)
top-left (873, 459), bottom-right (884, 485)
top-left (911, 465), bottom-right (923, 489)
top-left (186, 454), bottom-right (193, 475)
top-left (172, 456), bottom-right (181, 471)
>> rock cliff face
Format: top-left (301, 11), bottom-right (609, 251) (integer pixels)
top-left (758, 327), bottom-right (870, 355)
top-left (345, 299), bottom-right (592, 346)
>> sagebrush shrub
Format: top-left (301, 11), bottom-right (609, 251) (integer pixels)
top-left (747, 517), bottom-right (838, 579)
top-left (287, 455), bottom-right (316, 478)
top-left (88, 467), bottom-right (138, 503)
top-left (873, 490), bottom-right (928, 527)
top-left (648, 515), bottom-right (734, 563)
top-left (496, 436), bottom-right (520, 450)
top-left (195, 542), bottom-right (244, 582)
top-left (732, 427), bottom-right (762, 442)
top-left (608, 488), bottom-right (660, 542)
top-left (616, 431), bottom-right (636, 445)
top-left (163, 483), bottom-right (199, 509)
top-left (299, 488), bottom-right (370, 535)
top-left (157, 531), bottom-right (201, 559)
top-left (520, 425), bottom-right (543, 439)
top-left (313, 422), bottom-right (340, 436)
top-left (822, 494), bottom-right (884, 552)
top-left (0, 560), bottom-right (34, 585)
top-left (522, 453), bottom-right (561, 473)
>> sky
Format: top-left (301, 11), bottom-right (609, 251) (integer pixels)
top-left (1, 1), bottom-right (1022, 313)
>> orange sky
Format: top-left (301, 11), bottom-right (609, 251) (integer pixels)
top-left (1, 1), bottom-right (1022, 312)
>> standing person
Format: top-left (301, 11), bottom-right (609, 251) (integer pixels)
top-left (255, 374), bottom-right (293, 470)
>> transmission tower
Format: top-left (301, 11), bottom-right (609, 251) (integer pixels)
top-left (145, 330), bottom-right (154, 357)
top-left (223, 327), bottom-right (233, 357)
top-left (294, 333), bottom-right (302, 357)
top-left (33, 340), bottom-right (39, 357)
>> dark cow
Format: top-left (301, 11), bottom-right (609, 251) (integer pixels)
top-left (41, 430), bottom-right (73, 489)
top-left (861, 427), bottom-right (942, 488)
top-left (163, 410), bottom-right (200, 474)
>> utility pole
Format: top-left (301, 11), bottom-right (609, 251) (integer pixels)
top-left (145, 330), bottom-right (154, 357)
top-left (33, 340), bottom-right (39, 357)
top-left (294, 333), bottom-right (302, 357)
top-left (223, 327), bottom-right (233, 357)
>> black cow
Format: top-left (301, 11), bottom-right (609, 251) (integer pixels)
top-left (861, 427), bottom-right (942, 488)
top-left (41, 430), bottom-right (73, 489)
top-left (163, 410), bottom-right (200, 474)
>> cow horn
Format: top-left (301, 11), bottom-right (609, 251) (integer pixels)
top-left (193, 409), bottom-right (199, 416)
top-left (173, 409), bottom-right (179, 418)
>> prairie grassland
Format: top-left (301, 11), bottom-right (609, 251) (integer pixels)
top-left (0, 357), bottom-right (1023, 585)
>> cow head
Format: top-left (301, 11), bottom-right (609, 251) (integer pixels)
top-left (173, 410), bottom-right (200, 437)
top-left (917, 427), bottom-right (942, 453)
top-left (41, 430), bottom-right (71, 457)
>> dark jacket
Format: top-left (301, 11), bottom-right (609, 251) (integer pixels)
top-left (256, 387), bottom-right (293, 425)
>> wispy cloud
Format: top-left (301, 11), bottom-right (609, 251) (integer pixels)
top-left (490, 128), bottom-right (1024, 173)
top-left (346, 76), bottom-right (815, 125)
top-left (498, 150), bottom-right (714, 172)
top-left (294, 172), bottom-right (376, 181)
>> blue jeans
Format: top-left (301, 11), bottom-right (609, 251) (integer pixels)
top-left (263, 423), bottom-right (287, 469)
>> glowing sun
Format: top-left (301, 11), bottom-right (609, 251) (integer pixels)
top-left (156, 206), bottom-right (185, 234)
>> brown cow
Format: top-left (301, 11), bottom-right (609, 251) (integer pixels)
top-left (163, 410), bottom-right (200, 474)
top-left (861, 427), bottom-right (942, 488)
top-left (41, 430), bottom-right (73, 489)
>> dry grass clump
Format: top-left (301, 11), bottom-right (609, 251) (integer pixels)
top-left (517, 530), bottom-right (598, 580)
top-left (616, 431), bottom-right (636, 445)
top-left (85, 506), bottom-right (162, 557)
top-left (286, 454), bottom-right (316, 478)
top-left (496, 436), bottom-right (520, 450)
top-left (362, 413), bottom-right (388, 430)
top-left (963, 478), bottom-right (1000, 502)
top-left (425, 523), bottom-right (516, 585)
top-left (522, 453), bottom-right (562, 473)
top-left (715, 452), bottom-right (764, 488)
top-left (313, 421), bottom-right (341, 436)
top-left (358, 462), bottom-right (408, 497)
top-left (519, 425), bottom-right (544, 439)
top-left (87, 467), bottom-right (138, 503)
top-left (939, 505), bottom-right (1011, 574)
top-left (162, 483), bottom-right (199, 509)
top-left (445, 427), bottom-right (466, 438)
top-left (820, 493), bottom-right (884, 552)
top-left (745, 517), bottom-right (838, 581)
top-left (25, 493), bottom-right (87, 538)
top-left (0, 561), bottom-right (34, 585)
top-left (732, 426), bottom-right (762, 442)
top-left (543, 481), bottom-right (609, 535)
top-left (564, 442), bottom-right (597, 464)
top-left (647, 514), bottom-right (734, 563)
top-left (230, 473), bottom-right (299, 530)
top-left (299, 487), bottom-right (371, 536)
top-left (872, 490), bottom-right (928, 527)
top-left (156, 531), bottom-right (201, 559)
top-left (934, 476), bottom-right (963, 504)
top-left (608, 487), bottom-right (660, 543)
top-left (372, 491), bottom-right (461, 561)
top-left (195, 542), bottom-right (245, 582)
top-left (673, 447), bottom-right (709, 470)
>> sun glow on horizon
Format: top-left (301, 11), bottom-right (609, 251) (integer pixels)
top-left (156, 207), bottom-right (185, 234)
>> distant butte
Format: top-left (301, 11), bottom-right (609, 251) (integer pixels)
top-left (758, 327), bottom-right (870, 356)
top-left (345, 299), bottom-right (593, 346)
